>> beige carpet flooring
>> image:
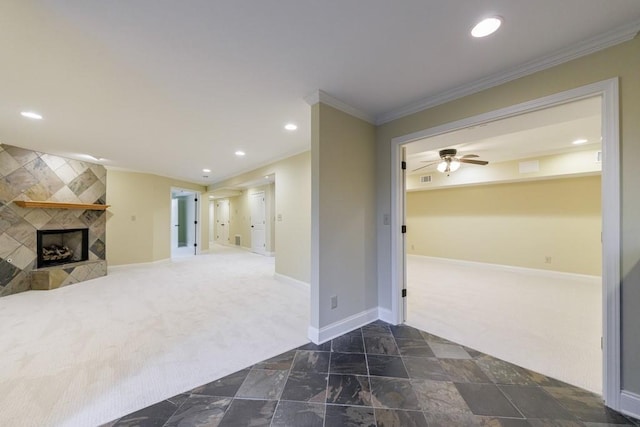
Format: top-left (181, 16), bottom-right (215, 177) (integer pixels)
top-left (406, 255), bottom-right (602, 394)
top-left (0, 245), bottom-right (309, 427)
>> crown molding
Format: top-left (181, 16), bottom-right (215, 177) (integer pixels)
top-left (304, 90), bottom-right (375, 124)
top-left (376, 19), bottom-right (640, 125)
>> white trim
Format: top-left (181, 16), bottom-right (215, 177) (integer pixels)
top-left (304, 90), bottom-right (375, 124)
top-left (600, 78), bottom-right (622, 411)
top-left (307, 308), bottom-right (378, 344)
top-left (620, 390), bottom-right (640, 419)
top-left (411, 255), bottom-right (601, 283)
top-left (376, 20), bottom-right (640, 125)
top-left (377, 307), bottom-right (395, 324)
top-left (274, 273), bottom-right (310, 290)
top-left (390, 78), bottom-right (621, 409)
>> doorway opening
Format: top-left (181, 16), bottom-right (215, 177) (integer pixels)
top-left (171, 188), bottom-right (200, 258)
top-left (390, 79), bottom-right (620, 408)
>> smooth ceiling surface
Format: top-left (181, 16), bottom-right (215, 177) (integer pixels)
top-left (1, 1), bottom-right (639, 183)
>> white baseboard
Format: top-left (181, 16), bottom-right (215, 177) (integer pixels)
top-left (620, 390), bottom-right (640, 420)
top-left (308, 308), bottom-right (378, 344)
top-left (377, 307), bottom-right (396, 324)
top-left (108, 258), bottom-right (170, 271)
top-left (409, 255), bottom-right (601, 283)
top-left (274, 273), bottom-right (309, 290)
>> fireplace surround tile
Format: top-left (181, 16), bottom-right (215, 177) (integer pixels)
top-left (0, 150), bottom-right (21, 177)
top-left (0, 143), bottom-right (107, 297)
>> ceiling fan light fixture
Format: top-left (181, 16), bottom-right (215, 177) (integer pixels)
top-left (437, 160), bottom-right (448, 173)
top-left (449, 159), bottom-right (461, 172)
top-left (471, 16), bottom-right (502, 38)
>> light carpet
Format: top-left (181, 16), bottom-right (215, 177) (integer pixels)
top-left (406, 255), bottom-right (602, 394)
top-left (0, 245), bottom-right (310, 427)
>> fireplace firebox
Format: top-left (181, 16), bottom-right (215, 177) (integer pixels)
top-left (36, 228), bottom-right (89, 268)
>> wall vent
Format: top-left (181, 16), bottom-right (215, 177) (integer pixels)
top-left (420, 175), bottom-right (432, 183)
top-left (596, 151), bottom-right (602, 163)
top-left (234, 235), bottom-right (241, 246)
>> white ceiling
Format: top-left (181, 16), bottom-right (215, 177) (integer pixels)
top-left (1, 2), bottom-right (638, 184)
top-left (407, 96), bottom-right (602, 174)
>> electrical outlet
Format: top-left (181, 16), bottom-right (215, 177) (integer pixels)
top-left (331, 295), bottom-right (338, 309)
top-left (545, 256), bottom-right (552, 264)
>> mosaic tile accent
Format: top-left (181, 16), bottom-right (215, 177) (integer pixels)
top-left (0, 144), bottom-right (107, 297)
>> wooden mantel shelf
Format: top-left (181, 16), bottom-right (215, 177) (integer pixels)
top-left (14, 201), bottom-right (110, 210)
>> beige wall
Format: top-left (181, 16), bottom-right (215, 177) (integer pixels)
top-left (210, 151), bottom-right (310, 283)
top-left (376, 35), bottom-right (640, 395)
top-left (311, 103), bottom-right (377, 329)
top-left (407, 176), bottom-right (601, 275)
top-left (106, 170), bottom-right (207, 265)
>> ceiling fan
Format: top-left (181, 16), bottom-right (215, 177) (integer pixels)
top-left (413, 148), bottom-right (489, 174)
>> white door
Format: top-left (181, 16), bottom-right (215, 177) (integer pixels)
top-left (216, 200), bottom-right (230, 244)
top-left (250, 192), bottom-right (266, 254)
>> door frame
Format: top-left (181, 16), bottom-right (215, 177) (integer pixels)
top-left (390, 78), bottom-right (620, 408)
top-left (170, 187), bottom-right (201, 256)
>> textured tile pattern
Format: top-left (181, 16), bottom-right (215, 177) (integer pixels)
top-left (0, 144), bottom-right (107, 297)
top-left (106, 321), bottom-right (640, 427)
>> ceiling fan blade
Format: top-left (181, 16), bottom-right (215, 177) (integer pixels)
top-left (419, 160), bottom-right (439, 166)
top-left (459, 158), bottom-right (488, 165)
top-left (412, 164), bottom-right (430, 172)
top-left (459, 154), bottom-right (479, 159)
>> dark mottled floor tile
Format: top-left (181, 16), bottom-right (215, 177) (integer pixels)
top-left (364, 335), bottom-right (400, 355)
top-left (271, 401), bottom-right (324, 427)
top-left (529, 420), bottom-right (586, 426)
top-left (326, 374), bottom-right (372, 406)
top-left (297, 341), bottom-right (332, 352)
top-left (362, 322), bottom-right (392, 337)
top-left (332, 330), bottom-right (365, 353)
top-left (403, 356), bottom-right (449, 381)
top-left (420, 330), bottom-right (454, 344)
top-left (455, 382), bottom-right (523, 418)
top-left (476, 355), bottom-right (539, 385)
top-left (280, 371), bottom-right (327, 403)
top-left (500, 385), bottom-right (576, 420)
top-left (374, 408), bottom-right (428, 427)
top-left (369, 377), bottom-right (421, 410)
top-left (325, 404), bottom-right (376, 427)
top-left (112, 398), bottom-right (182, 427)
top-left (163, 395), bottom-right (231, 427)
top-left (389, 324), bottom-right (423, 340)
top-left (367, 354), bottom-right (408, 378)
top-left (544, 386), bottom-right (633, 424)
top-left (330, 352), bottom-right (368, 375)
top-left (475, 416), bottom-right (532, 426)
top-left (440, 359), bottom-right (492, 383)
top-left (423, 410), bottom-right (479, 427)
top-left (190, 369), bottom-right (250, 397)
top-left (395, 337), bottom-right (435, 357)
top-left (429, 342), bottom-right (472, 359)
top-left (291, 350), bottom-right (330, 373)
top-left (254, 349), bottom-right (296, 370)
top-left (218, 399), bottom-right (277, 427)
top-left (235, 368), bottom-right (288, 399)
top-left (412, 379), bottom-right (471, 414)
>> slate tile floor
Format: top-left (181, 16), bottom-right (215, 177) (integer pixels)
top-left (105, 321), bottom-right (640, 427)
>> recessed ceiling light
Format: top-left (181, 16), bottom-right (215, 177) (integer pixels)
top-left (20, 111), bottom-right (43, 120)
top-left (572, 138), bottom-right (588, 145)
top-left (235, 151), bottom-right (246, 156)
top-left (202, 168), bottom-right (211, 173)
top-left (471, 16), bottom-right (502, 38)
top-left (284, 123), bottom-right (297, 131)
